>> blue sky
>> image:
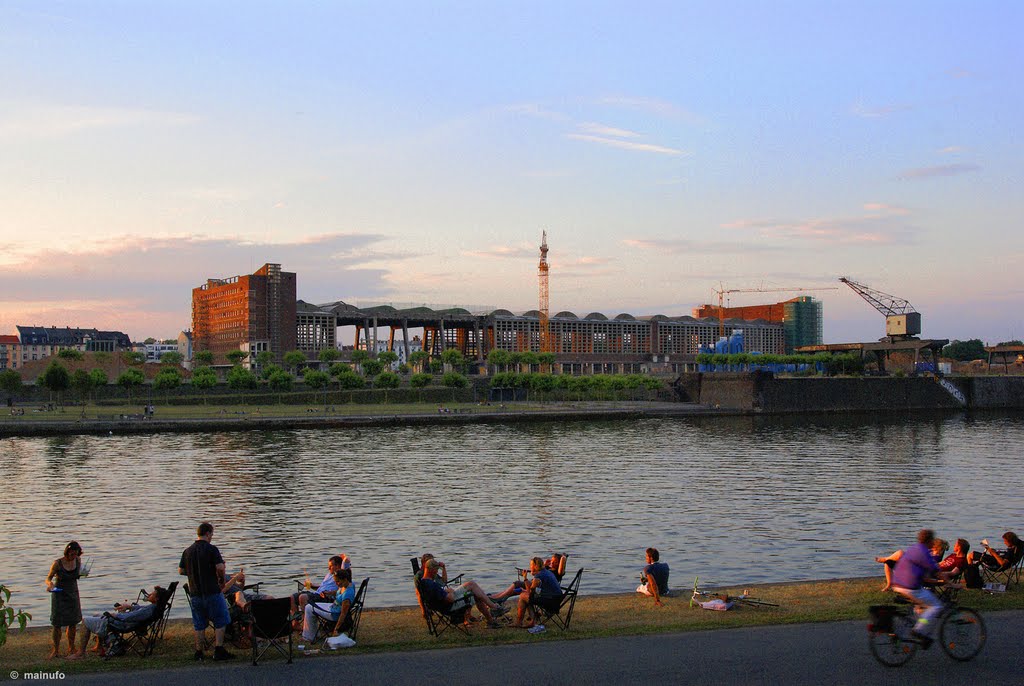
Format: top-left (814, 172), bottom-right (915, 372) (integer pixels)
top-left (1, 1), bottom-right (1021, 343)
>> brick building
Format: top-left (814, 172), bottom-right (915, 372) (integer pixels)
top-left (191, 263), bottom-right (297, 365)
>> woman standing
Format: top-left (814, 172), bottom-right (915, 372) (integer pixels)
top-left (45, 541), bottom-right (84, 658)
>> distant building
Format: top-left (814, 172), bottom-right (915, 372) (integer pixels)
top-left (191, 263), bottom-right (297, 366)
top-left (144, 342), bottom-right (180, 363)
top-left (692, 296), bottom-right (823, 352)
top-left (11, 326), bottom-right (131, 366)
top-left (0, 334), bottom-right (19, 370)
top-left (177, 331), bottom-right (193, 370)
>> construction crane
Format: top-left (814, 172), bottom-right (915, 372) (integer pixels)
top-left (538, 231), bottom-right (551, 353)
top-left (839, 276), bottom-right (921, 341)
top-left (712, 284), bottom-right (838, 339)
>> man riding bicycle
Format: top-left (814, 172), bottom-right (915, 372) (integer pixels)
top-left (891, 529), bottom-right (943, 648)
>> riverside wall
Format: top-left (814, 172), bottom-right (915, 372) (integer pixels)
top-left (689, 373), bottom-right (1024, 412)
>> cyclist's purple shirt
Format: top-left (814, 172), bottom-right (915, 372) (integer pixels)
top-left (892, 542), bottom-right (939, 589)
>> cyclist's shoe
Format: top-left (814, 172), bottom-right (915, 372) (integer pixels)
top-left (911, 630), bottom-right (933, 649)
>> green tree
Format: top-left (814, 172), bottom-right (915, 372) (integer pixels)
top-left (303, 369), bottom-right (331, 408)
top-left (159, 351), bottom-right (183, 367)
top-left (38, 361), bottom-right (71, 407)
top-left (117, 368), bottom-right (145, 403)
top-left (362, 359), bottom-right (383, 377)
top-left (71, 368), bottom-right (95, 400)
top-left (226, 350), bottom-right (248, 366)
top-left (123, 350), bottom-right (145, 365)
top-left (441, 348), bottom-right (465, 371)
top-left (997, 340), bottom-right (1023, 347)
top-left (942, 339), bottom-right (986, 361)
top-left (227, 366), bottom-right (258, 390)
top-left (0, 369), bottom-right (23, 395)
top-left (267, 369), bottom-right (293, 394)
top-left (408, 350), bottom-right (428, 373)
top-left (329, 362), bottom-right (352, 377)
top-left (58, 348), bottom-right (84, 361)
top-left (441, 371), bottom-right (468, 388)
top-left (283, 350), bottom-right (307, 375)
top-left (318, 347), bottom-right (342, 364)
top-left (255, 351), bottom-right (275, 369)
top-left (89, 368), bottom-right (108, 388)
top-left (410, 372), bottom-right (432, 388)
top-left (519, 351), bottom-right (539, 372)
top-left (375, 371), bottom-right (400, 388)
top-left (260, 363), bottom-right (284, 380)
top-left (350, 349), bottom-right (369, 368)
top-left (153, 367), bottom-right (182, 402)
top-left (190, 366), bottom-right (218, 403)
top-left (193, 350), bottom-right (214, 367)
top-left (429, 360), bottom-right (443, 374)
top-left (378, 350), bottom-right (399, 368)
top-left (487, 349), bottom-right (511, 373)
top-left (397, 362), bottom-right (410, 375)
top-left (336, 370), bottom-right (366, 389)
top-left (0, 584), bottom-right (31, 648)
top-left (537, 351), bottom-right (556, 373)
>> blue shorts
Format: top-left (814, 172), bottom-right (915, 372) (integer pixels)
top-left (190, 592), bottom-right (231, 631)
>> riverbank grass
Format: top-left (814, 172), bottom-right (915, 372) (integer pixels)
top-left (4, 577), bottom-right (1023, 675)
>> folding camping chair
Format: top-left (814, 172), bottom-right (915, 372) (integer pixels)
top-left (412, 559), bottom-right (472, 637)
top-left (982, 547), bottom-right (1024, 590)
top-left (249, 597), bottom-right (293, 665)
top-left (528, 568), bottom-right (583, 631)
top-left (104, 581), bottom-right (177, 658)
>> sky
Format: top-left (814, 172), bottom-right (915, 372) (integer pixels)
top-left (1, 1), bottom-right (1022, 344)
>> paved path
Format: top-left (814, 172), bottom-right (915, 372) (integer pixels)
top-left (60, 611), bottom-right (1024, 686)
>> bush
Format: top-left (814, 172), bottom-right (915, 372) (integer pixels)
top-left (336, 371), bottom-right (366, 389)
top-left (375, 371), bottom-right (401, 388)
top-left (441, 371), bottom-right (468, 388)
top-left (267, 369), bottom-right (293, 392)
top-left (362, 359), bottom-right (383, 377)
top-left (410, 372), bottom-right (433, 388)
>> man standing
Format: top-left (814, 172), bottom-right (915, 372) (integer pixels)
top-left (891, 529), bottom-right (943, 648)
top-left (178, 522), bottom-right (235, 661)
top-left (636, 547), bottom-right (670, 605)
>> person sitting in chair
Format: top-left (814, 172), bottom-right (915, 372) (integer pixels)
top-left (490, 552), bottom-right (566, 602)
top-left (513, 557), bottom-right (562, 629)
top-left (418, 559), bottom-right (506, 628)
top-left (291, 554), bottom-right (350, 617)
top-left (301, 568), bottom-right (355, 641)
top-left (636, 547), bottom-right (669, 605)
top-left (979, 532), bottom-right (1023, 571)
top-left (69, 587), bottom-right (166, 659)
top-left (875, 537), bottom-right (948, 592)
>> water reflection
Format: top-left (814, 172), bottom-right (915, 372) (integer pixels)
top-left (2, 412), bottom-right (1022, 623)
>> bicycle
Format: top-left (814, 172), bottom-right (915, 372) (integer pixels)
top-left (867, 586), bottom-right (986, 667)
top-left (689, 576), bottom-right (779, 609)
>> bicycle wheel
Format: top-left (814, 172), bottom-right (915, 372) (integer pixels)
top-left (869, 612), bottom-right (918, 667)
top-left (737, 597), bottom-right (779, 608)
top-left (940, 606), bottom-right (986, 661)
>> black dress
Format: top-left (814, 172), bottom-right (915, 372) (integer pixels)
top-left (49, 558), bottom-right (82, 627)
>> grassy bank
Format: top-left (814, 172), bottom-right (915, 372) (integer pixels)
top-left (4, 577), bottom-right (1023, 675)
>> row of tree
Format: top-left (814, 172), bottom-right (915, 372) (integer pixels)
top-left (941, 339), bottom-right (1023, 362)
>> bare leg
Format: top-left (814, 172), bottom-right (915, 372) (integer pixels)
top-left (464, 581), bottom-right (501, 612)
top-left (490, 583), bottom-right (520, 602)
top-left (194, 629), bottom-right (206, 651)
top-left (67, 625), bottom-right (77, 654)
top-left (48, 626), bottom-right (60, 658)
top-left (214, 626), bottom-right (226, 648)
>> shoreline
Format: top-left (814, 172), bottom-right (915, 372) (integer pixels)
top-left (4, 574), bottom-right (1022, 676)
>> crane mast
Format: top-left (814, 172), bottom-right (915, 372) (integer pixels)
top-left (538, 231), bottom-right (550, 353)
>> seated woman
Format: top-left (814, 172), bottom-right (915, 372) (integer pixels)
top-left (876, 538), bottom-right (948, 591)
top-left (301, 568), bottom-right (355, 641)
top-left (69, 587), bottom-right (166, 659)
top-left (979, 532), bottom-right (1023, 571)
top-left (513, 557), bottom-right (563, 629)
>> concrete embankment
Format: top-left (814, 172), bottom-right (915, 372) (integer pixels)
top-left (680, 373), bottom-right (1024, 413)
top-left (0, 402), bottom-right (715, 438)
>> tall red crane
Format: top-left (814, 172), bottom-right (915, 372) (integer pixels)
top-left (538, 231), bottom-right (551, 353)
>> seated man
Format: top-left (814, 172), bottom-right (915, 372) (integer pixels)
top-left (69, 587), bottom-right (165, 659)
top-left (291, 554), bottom-right (350, 617)
top-left (418, 558), bottom-right (506, 628)
top-left (979, 532), bottom-right (1023, 571)
top-left (513, 557), bottom-right (563, 629)
top-left (301, 569), bottom-right (355, 641)
top-left (490, 552), bottom-right (566, 602)
top-left (636, 547), bottom-right (669, 605)
top-left (222, 568), bottom-right (273, 614)
top-left (937, 539), bottom-right (970, 579)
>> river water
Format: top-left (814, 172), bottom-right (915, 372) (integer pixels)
top-left (1, 412), bottom-right (1021, 623)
